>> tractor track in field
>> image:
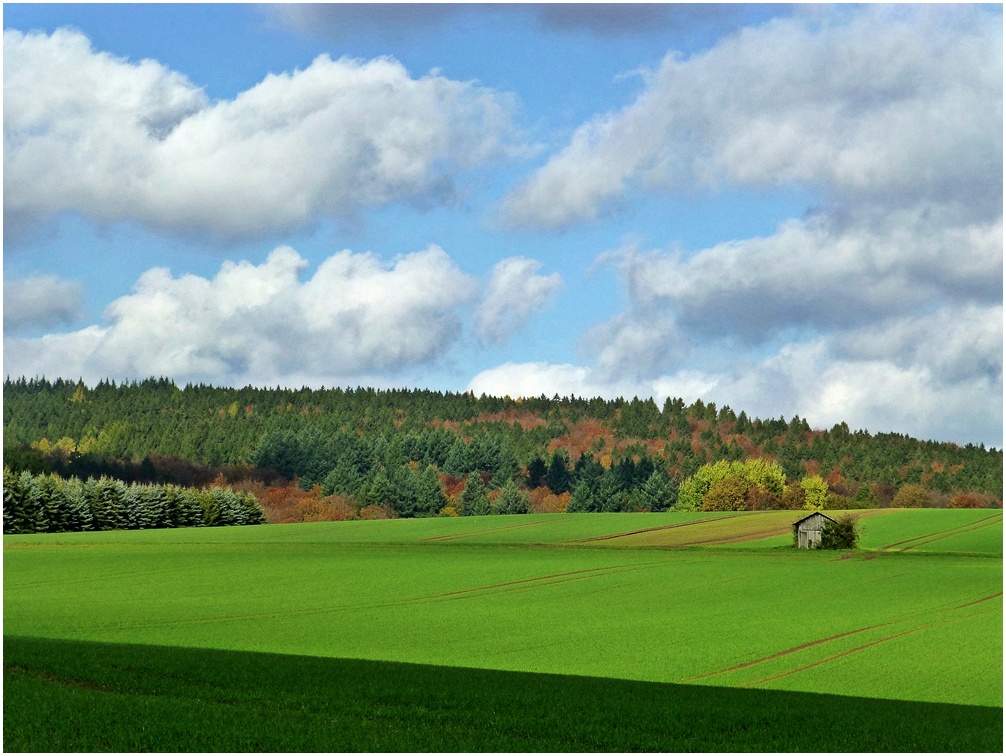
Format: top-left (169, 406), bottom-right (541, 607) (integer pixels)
top-left (900, 517), bottom-right (1003, 552)
top-left (742, 604), bottom-right (1002, 688)
top-left (955, 591), bottom-right (1003, 609)
top-left (681, 590), bottom-right (1005, 684)
top-left (418, 518), bottom-right (560, 542)
top-left (678, 619), bottom-right (909, 682)
top-left (422, 563), bottom-right (649, 599)
top-left (569, 514), bottom-right (754, 543)
top-left (87, 562), bottom-right (665, 632)
top-left (878, 514), bottom-right (1002, 551)
top-left (670, 527), bottom-right (790, 547)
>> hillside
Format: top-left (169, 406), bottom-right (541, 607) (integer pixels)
top-left (3, 377), bottom-right (1001, 523)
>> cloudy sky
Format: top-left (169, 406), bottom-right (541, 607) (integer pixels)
top-left (3, 4), bottom-right (1002, 447)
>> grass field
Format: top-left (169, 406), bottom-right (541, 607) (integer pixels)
top-left (4, 509), bottom-right (1002, 751)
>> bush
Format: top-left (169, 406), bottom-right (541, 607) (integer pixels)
top-left (819, 514), bottom-right (860, 549)
top-left (701, 475), bottom-right (748, 511)
top-left (948, 493), bottom-right (984, 509)
top-left (851, 483), bottom-right (880, 509)
top-left (822, 493), bottom-right (852, 510)
top-left (778, 483), bottom-right (806, 510)
top-left (679, 460), bottom-right (786, 512)
top-left (891, 483), bottom-right (929, 509)
top-left (800, 475), bottom-right (829, 510)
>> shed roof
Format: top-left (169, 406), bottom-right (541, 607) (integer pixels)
top-left (792, 512), bottom-right (838, 527)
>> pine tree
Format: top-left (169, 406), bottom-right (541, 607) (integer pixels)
top-left (64, 476), bottom-right (94, 531)
top-left (490, 443), bottom-right (521, 488)
top-left (493, 479), bottom-right (531, 515)
top-left (443, 439), bottom-right (472, 477)
top-left (123, 484), bottom-right (146, 529)
top-left (641, 471), bottom-right (677, 512)
top-left (142, 485), bottom-right (170, 528)
top-left (367, 469), bottom-right (398, 511)
top-left (525, 455), bottom-right (548, 489)
top-left (18, 470), bottom-right (47, 533)
top-left (546, 449), bottom-right (571, 494)
top-left (4, 467), bottom-right (22, 534)
top-left (414, 466), bottom-right (447, 517)
top-left (460, 474), bottom-right (490, 516)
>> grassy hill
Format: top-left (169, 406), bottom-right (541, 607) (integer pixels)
top-left (4, 510), bottom-right (1001, 750)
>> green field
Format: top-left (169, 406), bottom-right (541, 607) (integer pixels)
top-left (5, 509), bottom-right (1002, 751)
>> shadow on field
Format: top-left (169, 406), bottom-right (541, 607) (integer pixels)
top-left (4, 636), bottom-right (1001, 753)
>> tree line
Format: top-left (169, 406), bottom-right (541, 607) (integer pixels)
top-left (3, 468), bottom-right (266, 535)
top-left (3, 377), bottom-right (1001, 520)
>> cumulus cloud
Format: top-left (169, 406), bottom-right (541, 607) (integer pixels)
top-left (603, 208), bottom-right (1002, 348)
top-left (501, 5), bottom-right (1002, 229)
top-left (475, 257), bottom-right (562, 345)
top-left (4, 28), bottom-right (519, 241)
top-left (492, 4), bottom-right (1002, 447)
top-left (3, 275), bottom-right (84, 331)
top-left (3, 246), bottom-right (477, 385)
top-left (469, 303), bottom-right (1004, 447)
top-left (568, 211), bottom-right (1002, 443)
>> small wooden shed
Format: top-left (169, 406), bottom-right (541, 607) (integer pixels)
top-left (793, 512), bottom-right (837, 549)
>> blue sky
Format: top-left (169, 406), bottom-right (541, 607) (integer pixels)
top-left (3, 4), bottom-right (1002, 447)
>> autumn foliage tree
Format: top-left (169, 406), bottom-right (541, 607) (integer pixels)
top-left (948, 493), bottom-right (984, 509)
top-left (891, 483), bottom-right (929, 509)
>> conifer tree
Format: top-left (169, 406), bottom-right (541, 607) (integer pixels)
top-left (460, 474), bottom-right (490, 516)
top-left (18, 470), bottom-right (47, 533)
top-left (493, 479), bottom-right (531, 515)
top-left (525, 455), bottom-right (548, 489)
top-left (641, 470), bottom-right (677, 512)
top-left (414, 466), bottom-right (447, 517)
top-left (546, 449), bottom-right (572, 494)
top-left (4, 467), bottom-right (22, 534)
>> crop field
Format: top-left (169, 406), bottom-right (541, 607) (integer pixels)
top-left (4, 509), bottom-right (1002, 751)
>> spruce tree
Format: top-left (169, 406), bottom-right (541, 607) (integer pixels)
top-left (493, 479), bottom-right (530, 515)
top-left (4, 467), bottom-right (22, 534)
top-left (641, 470), bottom-right (677, 512)
top-left (460, 474), bottom-right (490, 516)
top-left (546, 449), bottom-right (571, 494)
top-left (367, 469), bottom-right (398, 512)
top-left (414, 466), bottom-right (447, 517)
top-left (18, 470), bottom-right (47, 533)
top-left (525, 455), bottom-right (547, 489)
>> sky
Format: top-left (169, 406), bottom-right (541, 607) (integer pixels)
top-left (2, 3), bottom-right (1002, 448)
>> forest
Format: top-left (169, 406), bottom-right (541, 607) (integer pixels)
top-left (3, 376), bottom-right (1002, 524)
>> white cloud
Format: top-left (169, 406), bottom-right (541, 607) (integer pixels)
top-left (468, 303), bottom-right (1004, 447)
top-left (3, 275), bottom-right (84, 331)
top-left (475, 257), bottom-right (562, 345)
top-left (605, 208), bottom-right (1002, 347)
top-left (3, 246), bottom-right (478, 385)
top-left (468, 361), bottom-right (625, 400)
top-left (4, 28), bottom-right (519, 241)
top-left (501, 5), bottom-right (1001, 229)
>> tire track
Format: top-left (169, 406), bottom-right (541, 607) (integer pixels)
top-left (571, 514), bottom-right (752, 543)
top-left (879, 514), bottom-right (1002, 551)
top-left (84, 562), bottom-right (662, 633)
top-left (680, 590), bottom-right (1004, 684)
top-left (742, 605), bottom-right (1002, 688)
top-left (423, 563), bottom-right (642, 599)
top-left (419, 518), bottom-right (560, 542)
top-left (900, 518), bottom-right (1003, 552)
top-left (669, 527), bottom-right (790, 548)
top-left (678, 618), bottom-right (910, 682)
top-left (955, 591), bottom-right (1003, 609)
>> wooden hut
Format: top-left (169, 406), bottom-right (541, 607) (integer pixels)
top-left (793, 512), bottom-right (837, 549)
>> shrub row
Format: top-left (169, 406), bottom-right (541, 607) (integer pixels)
top-left (3, 468), bottom-right (265, 534)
